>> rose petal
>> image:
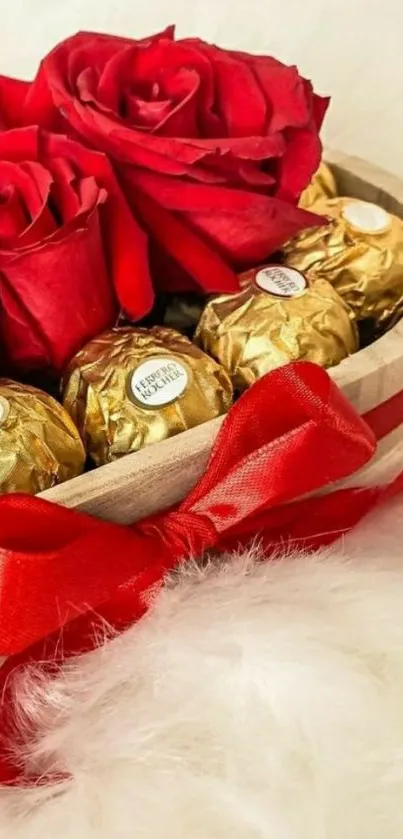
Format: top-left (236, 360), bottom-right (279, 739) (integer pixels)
top-left (0, 160), bottom-right (46, 221)
top-left (23, 63), bottom-right (64, 131)
top-left (276, 127), bottom-right (323, 201)
top-left (75, 65), bottom-right (101, 106)
top-left (126, 168), bottom-right (278, 213)
top-left (43, 132), bottom-right (154, 319)
top-left (148, 67), bottom-right (200, 136)
top-left (125, 174), bottom-right (240, 295)
top-left (236, 162), bottom-right (275, 188)
top-left (47, 156), bottom-right (83, 221)
top-left (248, 58), bottom-right (311, 133)
top-left (67, 29), bottom-right (176, 100)
top-left (36, 178), bottom-right (107, 246)
top-left (131, 38), bottom-right (224, 136)
top-left (212, 58), bottom-right (267, 137)
top-left (74, 97), bottom-right (283, 171)
top-left (77, 175), bottom-right (104, 216)
top-left (126, 167), bottom-right (323, 265)
top-left (68, 40), bottom-right (123, 95)
top-left (128, 94), bottom-right (174, 129)
top-left (0, 128), bottom-right (60, 245)
top-left (0, 159), bottom-right (57, 249)
top-left (186, 40), bottom-right (267, 136)
top-left (110, 123), bottom-right (286, 174)
top-left (22, 28), bottom-right (176, 130)
top-left (92, 38), bottom-right (205, 136)
top-left (200, 154), bottom-right (276, 190)
top-left (0, 126), bottom-right (155, 376)
top-left (97, 45), bottom-right (138, 114)
top-left (106, 113), bottom-right (260, 178)
top-left (186, 200), bottom-right (322, 265)
top-left (0, 206), bottom-right (116, 373)
top-left (31, 52), bottom-right (286, 179)
top-left (42, 152), bottom-right (102, 228)
top-left (31, 35), bottom-right (227, 170)
top-left (272, 79), bottom-right (326, 201)
top-left (0, 186), bottom-right (28, 241)
top-left (303, 79), bottom-right (330, 130)
top-left (312, 93), bottom-right (330, 130)
top-left (0, 277), bottom-right (51, 371)
top-left (0, 125), bottom-right (40, 161)
top-left (17, 162), bottom-right (61, 247)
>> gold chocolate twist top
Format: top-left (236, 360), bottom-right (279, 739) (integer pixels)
top-left (62, 327), bottom-right (233, 466)
top-left (0, 379), bottom-right (85, 494)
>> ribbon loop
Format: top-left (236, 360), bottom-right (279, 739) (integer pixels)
top-left (0, 362), bottom-right (377, 658)
top-left (183, 363), bottom-right (375, 528)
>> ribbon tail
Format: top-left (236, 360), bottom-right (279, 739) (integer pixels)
top-left (0, 495), bottom-right (176, 656)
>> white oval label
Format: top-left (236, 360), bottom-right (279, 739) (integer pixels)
top-left (0, 396), bottom-right (10, 425)
top-left (255, 266), bottom-right (307, 298)
top-left (342, 201), bottom-right (390, 235)
top-left (129, 357), bottom-right (188, 408)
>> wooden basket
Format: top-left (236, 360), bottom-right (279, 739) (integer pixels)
top-left (41, 151), bottom-right (403, 523)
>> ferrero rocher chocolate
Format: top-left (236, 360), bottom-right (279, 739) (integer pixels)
top-left (0, 380), bottom-right (85, 494)
top-left (284, 197), bottom-right (403, 331)
top-left (62, 327), bottom-right (233, 465)
top-left (299, 162), bottom-right (337, 209)
top-left (195, 265), bottom-right (358, 393)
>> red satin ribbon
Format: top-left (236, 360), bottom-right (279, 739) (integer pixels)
top-left (0, 361), bottom-right (403, 786)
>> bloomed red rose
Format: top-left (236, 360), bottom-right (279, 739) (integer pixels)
top-left (0, 127), bottom-right (152, 375)
top-left (0, 28), bottom-right (329, 300)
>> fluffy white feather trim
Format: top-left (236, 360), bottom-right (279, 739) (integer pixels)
top-left (1, 497), bottom-right (403, 837)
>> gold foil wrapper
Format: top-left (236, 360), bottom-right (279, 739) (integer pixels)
top-left (285, 197), bottom-right (403, 331)
top-left (62, 327), bottom-right (233, 466)
top-left (0, 379), bottom-right (85, 494)
top-left (299, 162), bottom-right (337, 209)
top-left (195, 265), bottom-right (358, 393)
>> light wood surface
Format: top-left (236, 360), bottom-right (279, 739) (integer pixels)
top-left (41, 151), bottom-right (403, 523)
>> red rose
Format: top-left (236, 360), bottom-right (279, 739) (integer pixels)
top-left (0, 28), bottom-right (328, 299)
top-left (0, 126), bottom-right (151, 375)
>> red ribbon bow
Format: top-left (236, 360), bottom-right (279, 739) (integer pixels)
top-left (0, 361), bottom-right (403, 786)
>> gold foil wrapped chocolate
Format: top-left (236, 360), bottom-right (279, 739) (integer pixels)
top-left (299, 162), bottom-right (337, 209)
top-left (62, 327), bottom-right (233, 465)
top-left (0, 379), bottom-right (85, 494)
top-left (195, 265), bottom-right (358, 393)
top-left (284, 197), bottom-right (403, 331)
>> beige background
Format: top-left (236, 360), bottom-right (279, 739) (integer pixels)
top-left (1, 0), bottom-right (402, 175)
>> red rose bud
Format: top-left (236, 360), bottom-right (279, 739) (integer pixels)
top-left (0, 127), bottom-right (153, 375)
top-left (0, 29), bottom-right (329, 305)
